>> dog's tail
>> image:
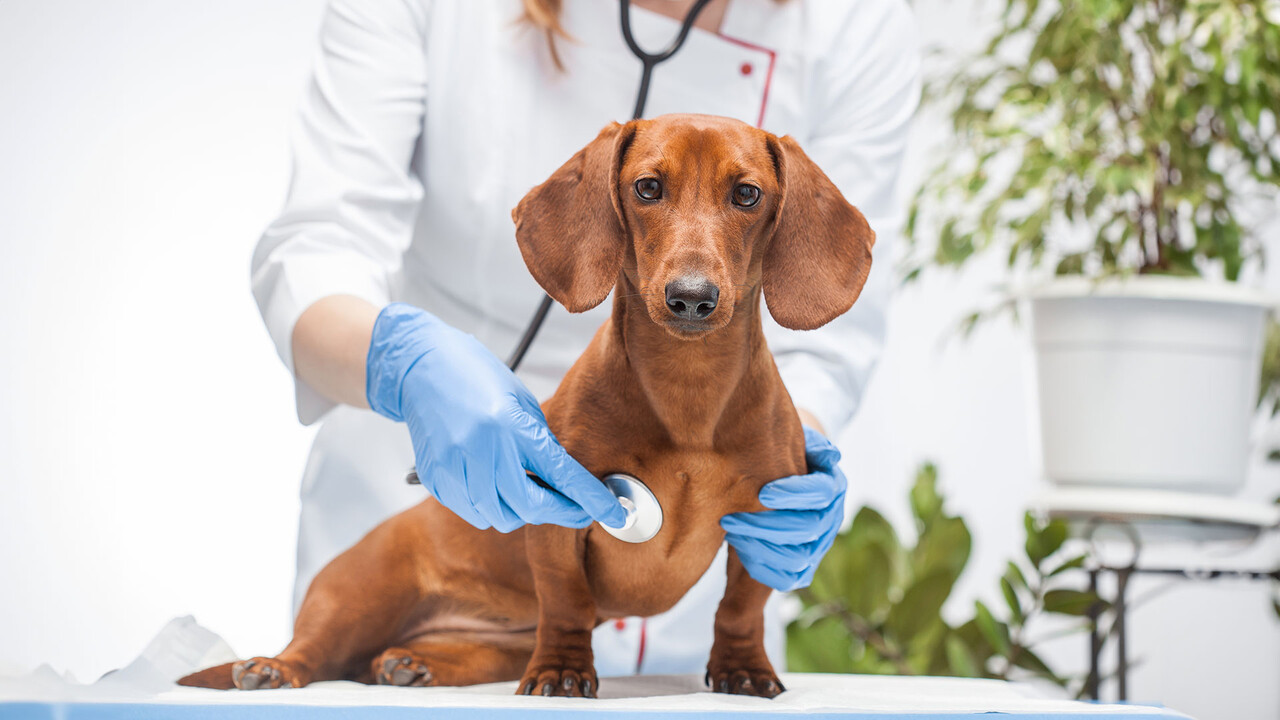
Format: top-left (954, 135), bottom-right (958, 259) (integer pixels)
top-left (177, 662), bottom-right (238, 690)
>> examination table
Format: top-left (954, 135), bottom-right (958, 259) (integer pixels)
top-left (0, 618), bottom-right (1193, 719)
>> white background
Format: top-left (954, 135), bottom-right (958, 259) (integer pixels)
top-left (0, 1), bottom-right (1277, 719)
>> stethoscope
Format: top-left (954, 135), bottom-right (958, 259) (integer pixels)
top-left (407, 0), bottom-right (715, 544)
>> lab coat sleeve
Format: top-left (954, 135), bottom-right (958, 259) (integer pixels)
top-left (251, 0), bottom-right (430, 424)
top-left (765, 0), bottom-right (921, 437)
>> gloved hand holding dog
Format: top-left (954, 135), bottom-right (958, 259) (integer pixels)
top-left (721, 426), bottom-right (847, 592)
top-left (366, 303), bottom-right (628, 533)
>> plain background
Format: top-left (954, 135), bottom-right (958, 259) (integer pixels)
top-left (0, 1), bottom-right (1277, 719)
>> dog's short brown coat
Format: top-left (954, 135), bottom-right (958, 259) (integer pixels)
top-left (181, 114), bottom-right (873, 698)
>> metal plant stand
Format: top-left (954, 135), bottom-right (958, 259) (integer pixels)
top-left (1074, 521), bottom-right (1280, 702)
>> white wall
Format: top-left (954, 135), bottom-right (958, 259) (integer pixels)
top-left (0, 0), bottom-right (322, 680)
top-left (0, 1), bottom-right (1276, 719)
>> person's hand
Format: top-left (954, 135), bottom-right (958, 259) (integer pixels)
top-left (365, 303), bottom-right (627, 532)
top-left (720, 426), bottom-right (847, 591)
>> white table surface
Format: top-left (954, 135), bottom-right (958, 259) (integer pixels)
top-left (0, 671), bottom-right (1195, 719)
top-left (0, 617), bottom-right (1194, 719)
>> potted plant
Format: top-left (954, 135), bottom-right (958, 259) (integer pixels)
top-left (906, 0), bottom-right (1280, 494)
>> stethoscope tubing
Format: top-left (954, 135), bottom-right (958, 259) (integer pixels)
top-left (618, 0), bottom-right (716, 120)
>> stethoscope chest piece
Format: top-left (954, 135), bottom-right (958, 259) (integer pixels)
top-left (599, 473), bottom-right (663, 543)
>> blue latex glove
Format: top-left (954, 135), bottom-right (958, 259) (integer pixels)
top-left (720, 426), bottom-right (847, 591)
top-left (366, 303), bottom-right (627, 533)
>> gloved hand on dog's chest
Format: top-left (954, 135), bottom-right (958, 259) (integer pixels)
top-left (366, 303), bottom-right (628, 533)
top-left (720, 426), bottom-right (847, 592)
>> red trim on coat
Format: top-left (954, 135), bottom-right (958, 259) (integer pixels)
top-left (715, 32), bottom-right (777, 128)
top-left (635, 617), bottom-right (648, 674)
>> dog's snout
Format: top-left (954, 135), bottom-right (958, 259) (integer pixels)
top-left (664, 277), bottom-right (720, 321)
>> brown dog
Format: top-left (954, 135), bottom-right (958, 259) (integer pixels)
top-left (180, 113), bottom-right (873, 698)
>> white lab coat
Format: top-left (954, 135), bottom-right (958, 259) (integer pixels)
top-left (252, 0), bottom-right (919, 678)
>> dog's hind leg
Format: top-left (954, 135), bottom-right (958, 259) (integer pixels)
top-left (370, 631), bottom-right (535, 687)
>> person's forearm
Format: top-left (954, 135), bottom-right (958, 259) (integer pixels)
top-left (797, 409), bottom-right (825, 436)
top-left (292, 295), bottom-right (381, 409)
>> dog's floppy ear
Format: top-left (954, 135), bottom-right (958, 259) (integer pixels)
top-left (512, 121), bottom-right (637, 313)
top-left (762, 135), bottom-right (875, 330)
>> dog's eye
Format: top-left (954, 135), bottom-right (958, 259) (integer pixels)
top-left (732, 184), bottom-right (761, 208)
top-left (635, 178), bottom-right (662, 201)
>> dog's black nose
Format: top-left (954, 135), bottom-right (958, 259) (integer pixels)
top-left (665, 277), bottom-right (719, 320)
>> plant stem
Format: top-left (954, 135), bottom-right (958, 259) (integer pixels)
top-left (797, 589), bottom-right (916, 676)
top-left (837, 610), bottom-right (916, 676)
top-left (1153, 146), bottom-right (1169, 270)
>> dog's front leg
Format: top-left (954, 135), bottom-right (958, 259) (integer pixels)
top-left (518, 524), bottom-right (599, 698)
top-left (707, 547), bottom-right (785, 698)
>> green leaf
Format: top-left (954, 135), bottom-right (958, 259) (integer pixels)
top-left (786, 615), bottom-right (854, 673)
top-left (887, 571), bottom-right (958, 643)
top-left (850, 507), bottom-right (906, 593)
top-left (1005, 561), bottom-right (1030, 589)
top-left (944, 635), bottom-right (982, 678)
top-left (849, 507), bottom-right (903, 561)
top-left (845, 538), bottom-right (895, 619)
top-left (914, 516), bottom-right (973, 587)
top-left (1040, 520), bottom-right (1069, 560)
top-left (1025, 514), bottom-right (1068, 567)
top-left (1023, 514), bottom-right (1045, 568)
top-left (904, 619), bottom-right (949, 676)
top-left (807, 537), bottom-right (849, 604)
top-left (953, 618), bottom-right (996, 668)
top-left (1000, 576), bottom-right (1024, 623)
top-left (910, 463), bottom-right (943, 525)
top-left (1013, 647), bottom-right (1066, 686)
top-left (1056, 253), bottom-right (1086, 275)
top-left (974, 600), bottom-right (1012, 656)
top-left (1047, 553), bottom-right (1088, 578)
top-left (1043, 589), bottom-right (1103, 616)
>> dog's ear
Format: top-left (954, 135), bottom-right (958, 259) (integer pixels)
top-left (512, 121), bottom-right (637, 313)
top-left (762, 135), bottom-right (875, 330)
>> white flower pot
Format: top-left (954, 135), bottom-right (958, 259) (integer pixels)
top-left (1026, 277), bottom-right (1271, 495)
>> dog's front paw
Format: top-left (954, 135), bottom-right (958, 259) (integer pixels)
top-left (516, 662), bottom-right (598, 698)
top-left (372, 647), bottom-right (435, 687)
top-left (232, 657), bottom-right (307, 690)
top-left (705, 658), bottom-right (785, 698)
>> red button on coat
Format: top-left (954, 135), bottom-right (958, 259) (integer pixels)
top-left (614, 619), bottom-right (627, 630)
top-left (740, 62), bottom-right (753, 76)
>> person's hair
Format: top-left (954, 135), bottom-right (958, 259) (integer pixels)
top-left (520, 0), bottom-right (570, 69)
top-left (520, 0), bottom-right (788, 70)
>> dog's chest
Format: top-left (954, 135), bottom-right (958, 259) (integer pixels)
top-left (580, 449), bottom-right (785, 619)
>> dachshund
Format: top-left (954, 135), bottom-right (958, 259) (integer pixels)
top-left (180, 113), bottom-right (874, 698)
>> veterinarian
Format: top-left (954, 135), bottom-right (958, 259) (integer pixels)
top-left (253, 0), bottom-right (918, 678)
